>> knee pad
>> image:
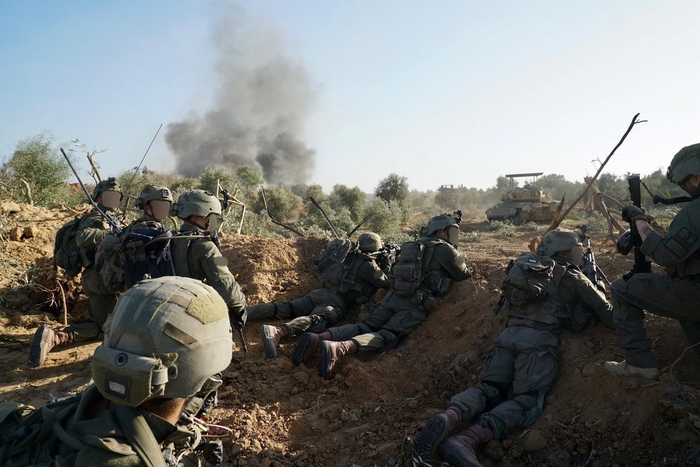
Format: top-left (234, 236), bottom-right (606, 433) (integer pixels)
top-left (481, 380), bottom-right (506, 408)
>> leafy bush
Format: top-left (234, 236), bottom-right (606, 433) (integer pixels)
top-left (365, 198), bottom-right (404, 237)
top-left (464, 232), bottom-right (485, 243)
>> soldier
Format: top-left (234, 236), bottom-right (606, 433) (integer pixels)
top-left (411, 229), bottom-right (612, 466)
top-left (1, 277), bottom-right (233, 466)
top-left (171, 189), bottom-right (247, 330)
top-left (298, 214), bottom-right (472, 380)
top-left (248, 232), bottom-right (389, 361)
top-left (605, 143), bottom-right (700, 380)
top-left (123, 184), bottom-right (174, 234)
top-left (30, 177), bottom-right (123, 368)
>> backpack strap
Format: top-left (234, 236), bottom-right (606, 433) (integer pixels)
top-left (114, 405), bottom-right (167, 467)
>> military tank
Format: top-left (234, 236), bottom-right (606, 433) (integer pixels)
top-left (485, 172), bottom-right (560, 225)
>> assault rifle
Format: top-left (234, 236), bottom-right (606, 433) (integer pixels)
top-left (623, 175), bottom-right (651, 280)
top-left (370, 242), bottom-right (402, 272)
top-left (582, 239), bottom-right (598, 284)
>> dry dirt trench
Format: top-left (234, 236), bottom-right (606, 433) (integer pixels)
top-left (1, 203), bottom-right (700, 466)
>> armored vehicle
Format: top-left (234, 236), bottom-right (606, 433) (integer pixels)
top-left (486, 172), bottom-right (559, 225)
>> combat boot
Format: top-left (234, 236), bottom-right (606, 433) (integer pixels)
top-left (412, 406), bottom-right (462, 461)
top-left (29, 324), bottom-right (72, 367)
top-left (292, 332), bottom-right (321, 366)
top-left (261, 325), bottom-right (288, 359)
top-left (438, 423), bottom-right (494, 467)
top-left (318, 340), bottom-right (357, 380)
top-left (603, 360), bottom-right (659, 380)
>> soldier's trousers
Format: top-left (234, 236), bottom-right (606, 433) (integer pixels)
top-left (66, 268), bottom-right (118, 342)
top-left (611, 273), bottom-right (700, 368)
top-left (328, 292), bottom-right (430, 352)
top-left (449, 326), bottom-right (559, 439)
top-left (246, 288), bottom-right (349, 336)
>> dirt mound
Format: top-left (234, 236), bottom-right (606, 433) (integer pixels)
top-left (0, 203), bottom-right (699, 466)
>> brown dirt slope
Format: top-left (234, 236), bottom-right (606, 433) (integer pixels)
top-left (0, 203), bottom-right (699, 466)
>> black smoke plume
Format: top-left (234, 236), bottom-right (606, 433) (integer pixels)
top-left (165, 3), bottom-right (316, 185)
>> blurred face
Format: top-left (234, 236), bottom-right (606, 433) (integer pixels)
top-left (100, 190), bottom-right (122, 210)
top-left (446, 225), bottom-right (459, 247)
top-left (147, 200), bottom-right (172, 221)
top-left (680, 174), bottom-right (700, 196)
top-left (569, 245), bottom-right (585, 266)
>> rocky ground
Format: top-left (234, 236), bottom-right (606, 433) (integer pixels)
top-left (1, 202), bottom-right (699, 466)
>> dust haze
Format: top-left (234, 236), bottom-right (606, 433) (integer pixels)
top-left (165, 3), bottom-right (316, 185)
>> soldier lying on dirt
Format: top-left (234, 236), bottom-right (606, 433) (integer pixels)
top-left (412, 228), bottom-right (613, 467)
top-left (246, 232), bottom-right (389, 361)
top-left (294, 213), bottom-right (472, 380)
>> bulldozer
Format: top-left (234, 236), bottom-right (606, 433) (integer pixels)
top-left (485, 172), bottom-right (560, 225)
top-left (435, 184), bottom-right (458, 209)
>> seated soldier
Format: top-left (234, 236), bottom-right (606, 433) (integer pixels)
top-left (1, 276), bottom-right (233, 466)
top-left (30, 177), bottom-right (123, 367)
top-left (246, 232), bottom-right (389, 361)
top-left (412, 229), bottom-right (612, 467)
top-left (296, 214), bottom-right (472, 380)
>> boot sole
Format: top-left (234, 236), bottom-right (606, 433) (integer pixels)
top-left (261, 325), bottom-right (278, 359)
top-left (317, 342), bottom-right (332, 380)
top-left (413, 415), bottom-right (449, 460)
top-left (29, 325), bottom-right (50, 368)
top-left (438, 439), bottom-right (483, 467)
top-left (292, 332), bottom-right (317, 367)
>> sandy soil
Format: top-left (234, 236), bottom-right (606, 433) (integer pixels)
top-left (1, 202), bottom-right (699, 466)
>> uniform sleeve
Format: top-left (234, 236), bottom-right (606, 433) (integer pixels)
top-left (640, 199), bottom-right (700, 267)
top-left (432, 243), bottom-right (472, 281)
top-left (76, 211), bottom-right (111, 251)
top-left (192, 240), bottom-right (247, 314)
top-left (559, 269), bottom-right (613, 328)
top-left (357, 260), bottom-right (390, 290)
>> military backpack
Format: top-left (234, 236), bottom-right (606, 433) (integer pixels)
top-left (313, 238), bottom-right (360, 293)
top-left (390, 239), bottom-right (438, 297)
top-left (53, 216), bottom-right (84, 277)
top-left (500, 252), bottom-right (561, 306)
top-left (96, 227), bottom-right (176, 292)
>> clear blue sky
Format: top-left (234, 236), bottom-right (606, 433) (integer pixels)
top-left (2, 0), bottom-right (699, 193)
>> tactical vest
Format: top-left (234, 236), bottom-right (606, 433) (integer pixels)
top-left (502, 253), bottom-right (568, 327)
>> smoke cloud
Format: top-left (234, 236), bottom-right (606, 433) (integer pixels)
top-left (166, 3), bottom-right (316, 185)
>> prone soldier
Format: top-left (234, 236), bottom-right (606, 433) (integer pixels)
top-left (412, 229), bottom-right (613, 466)
top-left (246, 232), bottom-right (390, 361)
top-left (297, 213), bottom-right (472, 380)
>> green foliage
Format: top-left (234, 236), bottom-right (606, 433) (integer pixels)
top-left (1, 133), bottom-right (75, 207)
top-left (488, 221), bottom-right (516, 237)
top-left (375, 173), bottom-right (409, 207)
top-left (464, 232), bottom-right (485, 243)
top-left (197, 166), bottom-right (240, 195)
top-left (329, 184), bottom-right (366, 223)
top-left (365, 198), bottom-right (404, 237)
top-left (235, 165), bottom-right (263, 191)
top-left (258, 185), bottom-right (301, 223)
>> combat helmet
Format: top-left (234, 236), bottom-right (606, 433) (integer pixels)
top-left (667, 143), bottom-right (700, 193)
top-left (92, 276), bottom-right (232, 407)
top-left (92, 177), bottom-right (122, 200)
top-left (358, 232), bottom-right (382, 253)
top-left (423, 213), bottom-right (459, 236)
top-left (537, 228), bottom-right (582, 257)
top-left (135, 184), bottom-right (174, 208)
top-left (171, 189), bottom-right (221, 220)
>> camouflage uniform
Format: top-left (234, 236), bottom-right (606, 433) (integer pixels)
top-left (611, 196), bottom-right (700, 368)
top-left (172, 223), bottom-right (246, 315)
top-left (329, 235), bottom-right (471, 352)
top-left (449, 255), bottom-right (611, 439)
top-left (247, 252), bottom-right (389, 336)
top-left (68, 205), bottom-right (118, 342)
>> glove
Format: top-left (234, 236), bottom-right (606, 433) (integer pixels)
top-left (230, 307), bottom-right (247, 330)
top-left (621, 205), bottom-right (647, 223)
